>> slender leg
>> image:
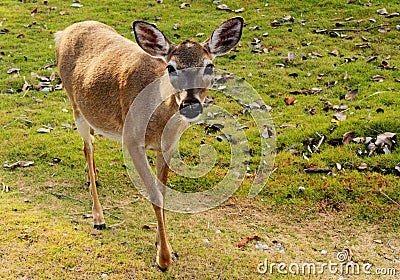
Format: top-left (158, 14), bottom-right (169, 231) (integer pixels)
top-left (126, 144), bottom-right (173, 270)
top-left (155, 151), bottom-right (177, 268)
top-left (76, 116), bottom-right (106, 230)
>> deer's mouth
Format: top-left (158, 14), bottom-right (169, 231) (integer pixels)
top-left (179, 98), bottom-right (203, 120)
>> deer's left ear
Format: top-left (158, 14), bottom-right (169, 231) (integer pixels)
top-left (203, 17), bottom-right (244, 59)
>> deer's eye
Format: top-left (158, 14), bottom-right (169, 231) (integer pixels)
top-left (204, 64), bottom-right (214, 76)
top-left (167, 65), bottom-right (177, 76)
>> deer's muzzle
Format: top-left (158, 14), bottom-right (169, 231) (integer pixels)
top-left (179, 98), bottom-right (203, 120)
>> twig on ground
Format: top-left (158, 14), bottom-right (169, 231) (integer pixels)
top-left (51, 192), bottom-right (84, 204)
top-left (379, 189), bottom-right (400, 208)
top-left (108, 220), bottom-right (126, 229)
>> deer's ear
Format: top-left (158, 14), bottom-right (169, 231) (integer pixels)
top-left (133, 21), bottom-right (176, 60)
top-left (203, 17), bottom-right (244, 59)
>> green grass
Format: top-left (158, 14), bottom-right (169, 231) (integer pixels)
top-left (1, 0), bottom-right (399, 279)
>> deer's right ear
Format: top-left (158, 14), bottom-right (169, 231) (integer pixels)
top-left (133, 21), bottom-right (176, 60)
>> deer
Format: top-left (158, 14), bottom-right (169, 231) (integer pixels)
top-left (55, 17), bottom-right (243, 270)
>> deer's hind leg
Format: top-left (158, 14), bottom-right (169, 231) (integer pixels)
top-left (75, 113), bottom-right (106, 230)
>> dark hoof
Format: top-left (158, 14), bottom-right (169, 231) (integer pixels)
top-left (158, 265), bottom-right (168, 272)
top-left (94, 223), bottom-right (106, 230)
top-left (157, 253), bottom-right (177, 272)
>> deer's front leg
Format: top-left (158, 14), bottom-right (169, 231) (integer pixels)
top-left (126, 145), bottom-right (174, 270)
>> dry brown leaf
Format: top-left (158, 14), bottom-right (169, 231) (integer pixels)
top-left (7, 67), bottom-right (20, 74)
top-left (342, 131), bottom-right (355, 145)
top-left (216, 4), bottom-right (231, 11)
top-left (37, 127), bottom-right (51, 133)
top-left (238, 235), bottom-right (260, 248)
top-left (370, 75), bottom-right (385, 82)
top-left (358, 162), bottom-right (368, 170)
top-left (333, 112), bottom-right (347, 121)
top-left (329, 50), bottom-right (339, 56)
top-left (284, 97), bottom-right (296, 105)
top-left (345, 89), bottom-right (358, 101)
top-left (386, 12), bottom-right (400, 18)
top-left (377, 8), bottom-right (388, 15)
top-left (235, 8), bottom-right (245, 13)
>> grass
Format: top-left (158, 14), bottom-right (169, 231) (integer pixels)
top-left (1, 0), bottom-right (399, 278)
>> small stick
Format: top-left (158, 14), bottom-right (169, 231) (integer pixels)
top-left (108, 220), bottom-right (126, 229)
top-left (51, 192), bottom-right (84, 204)
top-left (380, 189), bottom-right (400, 208)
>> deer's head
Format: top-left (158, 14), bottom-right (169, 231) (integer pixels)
top-left (133, 17), bottom-right (243, 121)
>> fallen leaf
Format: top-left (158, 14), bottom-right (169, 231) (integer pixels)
top-left (366, 56), bottom-right (377, 63)
top-left (377, 8), bottom-right (388, 15)
top-left (71, 3), bottom-right (83, 8)
top-left (61, 123), bottom-right (72, 129)
top-left (270, 20), bottom-right (282, 27)
top-left (345, 89), bottom-right (358, 101)
top-left (342, 131), bottom-right (355, 144)
top-left (370, 75), bottom-right (385, 82)
top-left (311, 51), bottom-right (323, 58)
top-left (39, 153), bottom-right (48, 159)
top-left (262, 127), bottom-right (274, 138)
top-left (375, 132), bottom-right (396, 149)
top-left (235, 8), bottom-right (245, 13)
top-left (329, 50), bottom-right (339, 56)
top-left (238, 235), bottom-right (260, 248)
top-left (216, 4), bottom-right (231, 11)
top-left (333, 112), bottom-right (347, 121)
top-left (357, 162), bottom-right (368, 170)
top-left (386, 12), bottom-right (400, 18)
top-left (216, 134), bottom-right (231, 142)
top-left (355, 43), bottom-right (370, 48)
top-left (7, 67), bottom-right (20, 74)
top-left (205, 123), bottom-right (224, 133)
top-left (37, 127), bottom-right (51, 133)
top-left (284, 97), bottom-right (296, 105)
top-left (179, 2), bottom-right (190, 8)
top-left (282, 15), bottom-right (294, 22)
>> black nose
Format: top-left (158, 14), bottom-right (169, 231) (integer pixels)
top-left (179, 99), bottom-right (203, 119)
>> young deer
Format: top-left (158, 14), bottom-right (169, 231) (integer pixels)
top-left (55, 17), bottom-right (243, 270)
